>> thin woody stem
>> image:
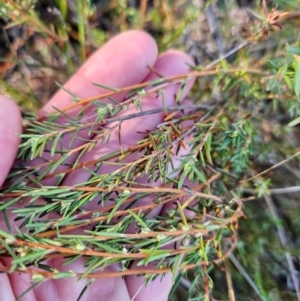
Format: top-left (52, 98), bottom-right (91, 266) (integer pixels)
top-left (38, 68), bottom-right (266, 119)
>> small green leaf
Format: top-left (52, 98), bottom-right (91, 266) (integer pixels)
top-left (220, 137), bottom-right (231, 150)
top-left (267, 60), bottom-right (278, 70)
top-left (137, 252), bottom-right (170, 266)
top-left (53, 271), bottom-right (77, 279)
top-left (0, 229), bottom-right (15, 242)
top-left (128, 210), bottom-right (149, 230)
top-left (13, 250), bottom-right (51, 265)
top-left (199, 234), bottom-right (208, 264)
top-left (294, 57), bottom-right (300, 97)
top-left (275, 64), bottom-right (287, 83)
top-left (178, 170), bottom-right (188, 189)
top-left (92, 82), bottom-right (120, 92)
top-left (286, 43), bottom-right (300, 55)
top-left (288, 116), bottom-right (300, 127)
top-left (192, 166), bottom-right (206, 183)
top-left (51, 133), bottom-right (62, 157)
top-left (175, 78), bottom-right (188, 103)
top-left (149, 78), bottom-right (165, 86)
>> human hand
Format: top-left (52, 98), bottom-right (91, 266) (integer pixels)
top-left (0, 30), bottom-right (195, 301)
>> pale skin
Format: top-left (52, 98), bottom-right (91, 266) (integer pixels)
top-left (0, 31), bottom-right (195, 301)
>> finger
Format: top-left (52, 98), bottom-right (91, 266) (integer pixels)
top-left (39, 30), bottom-right (158, 116)
top-left (62, 50), bottom-right (195, 210)
top-left (125, 184), bottom-right (197, 301)
top-left (122, 99), bottom-right (197, 232)
top-left (0, 96), bottom-right (22, 186)
top-left (32, 30), bottom-right (158, 186)
top-left (0, 261), bottom-right (16, 301)
top-left (125, 135), bottom-right (197, 301)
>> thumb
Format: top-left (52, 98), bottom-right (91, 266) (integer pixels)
top-left (0, 96), bottom-right (22, 186)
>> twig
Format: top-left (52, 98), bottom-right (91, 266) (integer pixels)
top-left (179, 277), bottom-right (192, 290)
top-left (263, 193), bottom-right (300, 301)
top-left (205, 41), bottom-right (248, 69)
top-left (0, 240), bottom-right (238, 279)
top-left (242, 150), bottom-right (300, 182)
top-left (205, 2), bottom-right (224, 56)
top-left (224, 245), bottom-right (236, 301)
top-left (139, 0), bottom-right (148, 29)
top-left (39, 68), bottom-right (266, 119)
top-left (84, 104), bottom-right (213, 124)
top-left (243, 186), bottom-right (300, 195)
top-left (229, 253), bottom-right (267, 301)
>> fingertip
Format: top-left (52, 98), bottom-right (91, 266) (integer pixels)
top-left (145, 49), bottom-right (195, 81)
top-left (143, 50), bottom-right (195, 106)
top-left (82, 29), bottom-right (159, 85)
top-left (112, 30), bottom-right (158, 60)
top-left (41, 31), bottom-right (158, 115)
top-left (0, 96), bottom-right (22, 186)
top-left (160, 49), bottom-right (195, 66)
top-left (83, 30), bottom-right (159, 80)
top-left (0, 96), bottom-right (22, 116)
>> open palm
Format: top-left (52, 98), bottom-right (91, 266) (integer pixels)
top-left (0, 31), bottom-right (194, 301)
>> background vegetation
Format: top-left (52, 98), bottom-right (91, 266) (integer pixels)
top-left (0, 0), bottom-right (300, 300)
